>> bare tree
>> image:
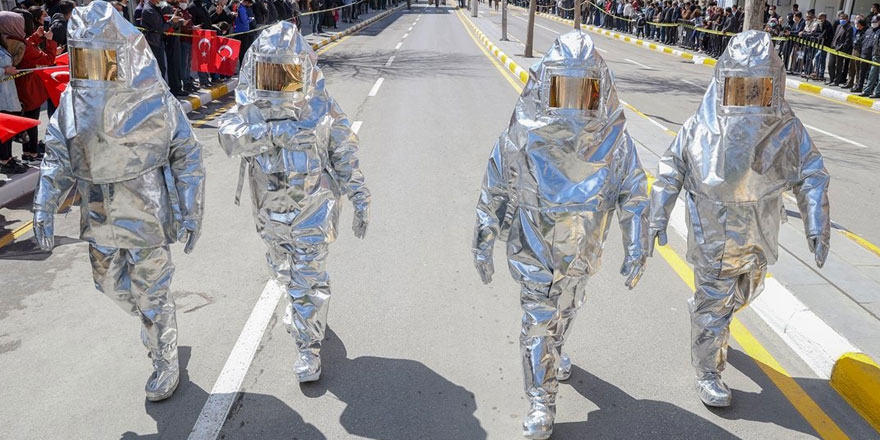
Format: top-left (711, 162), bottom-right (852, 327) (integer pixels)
top-left (525, 0), bottom-right (537, 57)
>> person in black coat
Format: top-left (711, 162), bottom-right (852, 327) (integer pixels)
top-left (141, 0), bottom-right (171, 79)
top-left (827, 13), bottom-right (853, 85)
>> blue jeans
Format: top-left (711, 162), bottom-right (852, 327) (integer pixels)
top-left (814, 50), bottom-right (826, 77)
top-left (863, 64), bottom-right (880, 96)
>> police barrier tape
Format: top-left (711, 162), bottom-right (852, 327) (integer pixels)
top-left (586, 0), bottom-right (678, 26)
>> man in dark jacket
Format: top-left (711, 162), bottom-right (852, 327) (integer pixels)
top-left (251, 0), bottom-right (268, 25)
top-left (857, 16), bottom-right (879, 93)
top-left (188, 0), bottom-right (212, 28)
top-left (827, 13), bottom-right (853, 85)
top-left (861, 16), bottom-right (880, 97)
top-left (141, 0), bottom-right (171, 79)
top-left (49, 1), bottom-right (74, 48)
top-left (846, 19), bottom-right (867, 90)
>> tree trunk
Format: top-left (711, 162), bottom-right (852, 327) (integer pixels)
top-left (573, 0), bottom-right (581, 29)
top-left (502, 0), bottom-right (509, 40)
top-left (743, 0), bottom-right (764, 31)
top-left (525, 0), bottom-right (537, 57)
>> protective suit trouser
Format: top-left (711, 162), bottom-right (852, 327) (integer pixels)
top-left (88, 245), bottom-right (177, 357)
top-left (520, 276), bottom-right (588, 405)
top-left (689, 267), bottom-right (766, 377)
top-left (266, 242), bottom-right (331, 355)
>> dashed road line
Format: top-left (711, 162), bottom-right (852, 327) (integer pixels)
top-left (395, 42), bottom-right (403, 50)
top-left (804, 124), bottom-right (870, 149)
top-left (368, 77), bottom-right (385, 96)
top-left (595, 47), bottom-right (608, 53)
top-left (682, 79), bottom-right (700, 88)
top-left (402, 32), bottom-right (409, 39)
top-left (351, 121), bottom-right (363, 134)
top-left (408, 26), bottom-right (414, 31)
top-left (187, 282), bottom-right (285, 440)
top-left (385, 55), bottom-right (396, 67)
top-left (624, 58), bottom-right (655, 70)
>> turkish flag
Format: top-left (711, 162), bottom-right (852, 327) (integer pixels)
top-left (34, 66), bottom-right (70, 107)
top-left (55, 53), bottom-right (69, 66)
top-left (212, 37), bottom-right (240, 76)
top-left (191, 29), bottom-right (217, 73)
top-left (0, 113), bottom-right (40, 143)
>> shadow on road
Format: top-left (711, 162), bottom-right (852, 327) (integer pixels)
top-left (319, 49), bottom-right (484, 80)
top-left (262, 328), bottom-right (487, 439)
top-left (554, 365), bottom-right (738, 438)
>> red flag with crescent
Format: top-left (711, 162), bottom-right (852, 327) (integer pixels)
top-left (0, 113), bottom-right (40, 143)
top-left (55, 53), bottom-right (69, 66)
top-left (191, 28), bottom-right (217, 73)
top-left (212, 37), bottom-right (240, 76)
top-left (34, 66), bottom-right (70, 107)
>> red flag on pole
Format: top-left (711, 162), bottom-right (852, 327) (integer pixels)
top-left (55, 53), bottom-right (69, 66)
top-left (0, 113), bottom-right (40, 143)
top-left (212, 37), bottom-right (240, 76)
top-left (34, 66), bottom-right (70, 107)
top-left (191, 28), bottom-right (217, 73)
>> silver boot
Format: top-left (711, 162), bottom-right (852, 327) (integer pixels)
top-left (557, 352), bottom-right (571, 381)
top-left (696, 372), bottom-right (732, 407)
top-left (294, 350), bottom-right (322, 383)
top-left (145, 347), bottom-right (180, 402)
top-left (522, 401), bottom-right (555, 439)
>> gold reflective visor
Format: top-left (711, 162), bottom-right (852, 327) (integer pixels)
top-left (71, 47), bottom-right (118, 81)
top-left (549, 76), bottom-right (601, 111)
top-left (255, 62), bottom-right (304, 92)
top-left (723, 77), bottom-right (773, 107)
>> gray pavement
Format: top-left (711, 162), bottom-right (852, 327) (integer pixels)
top-left (0, 3), bottom-right (878, 439)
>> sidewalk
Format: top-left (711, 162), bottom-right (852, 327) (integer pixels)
top-left (512, 5), bottom-right (880, 111)
top-left (461, 8), bottom-right (880, 431)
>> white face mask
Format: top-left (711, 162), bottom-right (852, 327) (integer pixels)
top-left (873, 22), bottom-right (879, 28)
top-left (180, 2), bottom-right (188, 7)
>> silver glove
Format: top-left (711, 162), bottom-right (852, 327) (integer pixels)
top-left (33, 210), bottom-right (55, 252)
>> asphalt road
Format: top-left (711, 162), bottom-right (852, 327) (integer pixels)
top-left (0, 4), bottom-right (877, 439)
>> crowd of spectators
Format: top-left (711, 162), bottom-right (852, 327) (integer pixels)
top-left (537, 0), bottom-right (880, 98)
top-left (0, 0), bottom-right (393, 176)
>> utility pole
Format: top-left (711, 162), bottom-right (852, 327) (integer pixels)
top-left (743, 0), bottom-right (763, 31)
top-left (501, 0), bottom-right (509, 40)
top-left (525, 0), bottom-right (537, 56)
top-left (573, 0), bottom-right (581, 29)
top-left (472, 0), bottom-right (478, 17)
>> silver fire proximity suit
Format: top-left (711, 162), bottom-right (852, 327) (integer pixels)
top-left (31, 1), bottom-right (205, 401)
top-left (217, 21), bottom-right (370, 383)
top-left (648, 31), bottom-right (831, 407)
top-left (472, 30), bottom-right (649, 439)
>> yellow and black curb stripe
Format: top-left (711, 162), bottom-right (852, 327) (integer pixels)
top-left (507, 5), bottom-right (880, 111)
top-left (460, 8), bottom-right (880, 434)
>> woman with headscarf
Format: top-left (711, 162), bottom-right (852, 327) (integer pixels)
top-left (0, 11), bottom-right (57, 164)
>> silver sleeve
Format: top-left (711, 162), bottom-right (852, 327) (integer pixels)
top-left (33, 115), bottom-right (76, 214)
top-left (168, 101), bottom-right (206, 228)
top-left (217, 104), bottom-right (272, 158)
top-left (327, 99), bottom-right (370, 212)
top-left (649, 122), bottom-right (689, 231)
top-left (617, 136), bottom-right (649, 260)
top-left (472, 139), bottom-right (510, 260)
top-left (792, 120), bottom-right (830, 240)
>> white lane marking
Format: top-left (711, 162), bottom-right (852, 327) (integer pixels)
top-left (408, 26), bottom-right (414, 31)
top-left (352, 121), bottom-right (363, 134)
top-left (188, 282), bottom-right (285, 440)
top-left (402, 32), bottom-right (409, 39)
top-left (624, 58), bottom-right (655, 70)
top-left (804, 124), bottom-right (869, 149)
top-left (395, 42), bottom-right (403, 50)
top-left (385, 55), bottom-right (395, 67)
top-left (682, 79), bottom-right (701, 87)
top-left (368, 77), bottom-right (385, 97)
top-left (595, 47), bottom-right (608, 53)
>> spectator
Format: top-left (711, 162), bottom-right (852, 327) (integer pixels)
top-left (175, 0), bottom-right (198, 94)
top-left (189, 0), bottom-right (213, 88)
top-left (861, 16), bottom-right (880, 97)
top-left (0, 42), bottom-right (26, 174)
top-left (233, 0), bottom-right (255, 63)
top-left (26, 6), bottom-right (47, 34)
top-left (808, 12), bottom-right (833, 80)
top-left (854, 16), bottom-right (877, 93)
top-left (827, 13), bottom-right (852, 86)
top-left (0, 11), bottom-right (57, 165)
top-left (869, 3), bottom-right (880, 23)
top-left (49, 1), bottom-right (74, 49)
top-left (161, 0), bottom-right (187, 96)
top-left (45, 0), bottom-right (62, 17)
top-left (310, 0), bottom-right (324, 34)
top-left (141, 0), bottom-right (170, 78)
top-left (844, 18), bottom-right (867, 90)
top-left (211, 0), bottom-right (235, 29)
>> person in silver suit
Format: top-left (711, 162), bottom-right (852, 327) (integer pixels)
top-left (649, 30), bottom-right (831, 408)
top-left (218, 21), bottom-right (370, 384)
top-left (472, 30), bottom-right (649, 439)
top-left (32, 1), bottom-right (205, 402)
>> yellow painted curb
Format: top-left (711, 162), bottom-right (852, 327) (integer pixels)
top-left (830, 352), bottom-right (880, 432)
top-left (186, 95), bottom-right (201, 111)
